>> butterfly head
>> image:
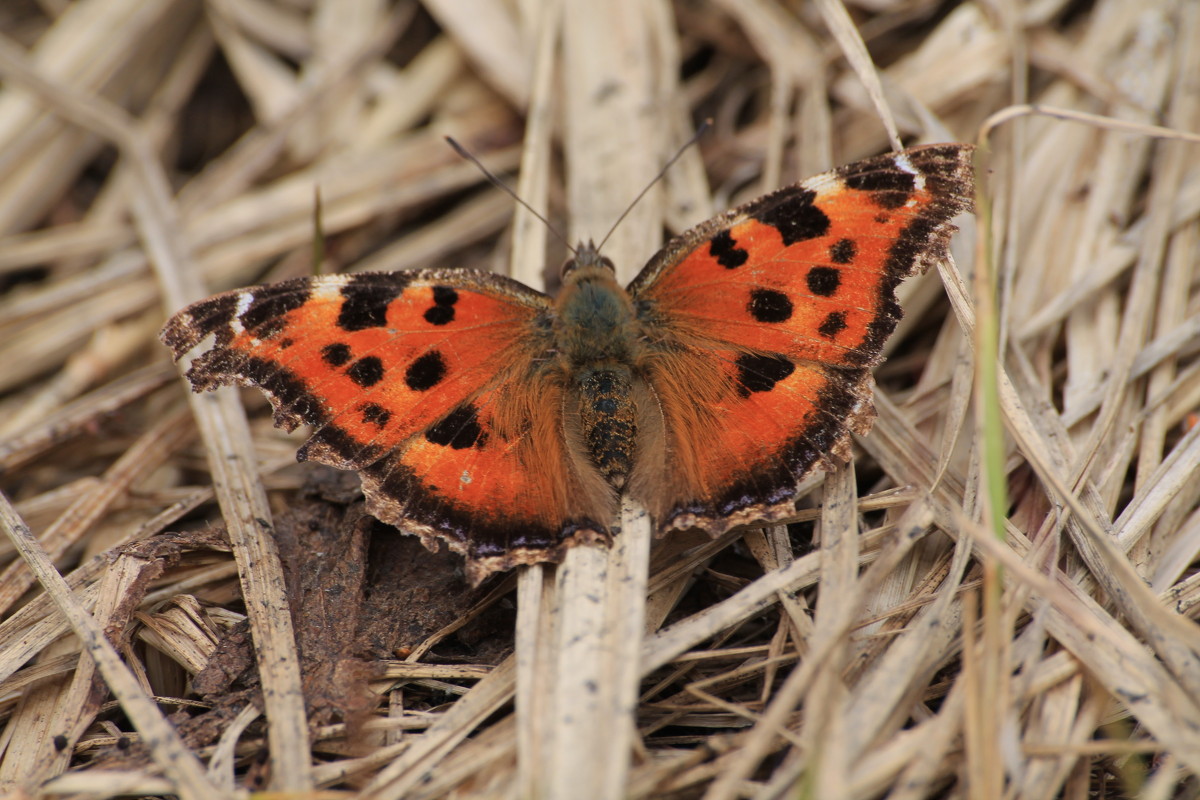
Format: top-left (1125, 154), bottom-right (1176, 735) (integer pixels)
top-left (561, 240), bottom-right (615, 282)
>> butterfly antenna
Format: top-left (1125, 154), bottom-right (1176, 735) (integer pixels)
top-left (311, 185), bottom-right (326, 275)
top-left (596, 119), bottom-right (712, 252)
top-left (445, 136), bottom-right (575, 256)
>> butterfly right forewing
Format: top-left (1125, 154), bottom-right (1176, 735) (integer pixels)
top-left (627, 144), bottom-right (975, 535)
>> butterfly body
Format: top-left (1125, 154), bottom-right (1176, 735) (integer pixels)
top-left (554, 245), bottom-right (651, 491)
top-left (163, 144), bottom-right (975, 584)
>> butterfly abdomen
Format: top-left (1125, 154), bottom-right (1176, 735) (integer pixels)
top-left (575, 365), bottom-right (637, 489)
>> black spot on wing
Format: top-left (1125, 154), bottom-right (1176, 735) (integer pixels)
top-left (347, 356), bottom-right (384, 388)
top-left (752, 188), bottom-right (830, 246)
top-left (322, 343), bottom-right (352, 367)
top-left (829, 238), bottom-right (857, 264)
top-left (337, 275), bottom-right (404, 331)
top-left (734, 353), bottom-right (795, 397)
top-left (424, 286), bottom-right (459, 325)
top-left (709, 230), bottom-right (749, 269)
top-left (361, 403), bottom-right (391, 427)
top-left (806, 267), bottom-right (841, 297)
top-left (425, 404), bottom-right (487, 449)
top-left (818, 311), bottom-right (847, 338)
top-left (748, 289), bottom-right (793, 323)
top-left (405, 350), bottom-right (446, 391)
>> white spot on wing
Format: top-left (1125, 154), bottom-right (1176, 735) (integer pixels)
top-left (231, 291), bottom-right (253, 335)
top-left (312, 282), bottom-right (345, 302)
top-left (894, 152), bottom-right (927, 193)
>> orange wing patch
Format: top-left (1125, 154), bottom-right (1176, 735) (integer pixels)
top-left (630, 144), bottom-right (974, 532)
top-left (638, 215), bottom-right (896, 367)
top-left (162, 270), bottom-right (613, 583)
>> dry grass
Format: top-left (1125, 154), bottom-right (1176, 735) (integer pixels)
top-left (1, 0), bottom-right (1200, 798)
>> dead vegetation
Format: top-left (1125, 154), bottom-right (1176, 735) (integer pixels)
top-left (2, 0), bottom-right (1200, 798)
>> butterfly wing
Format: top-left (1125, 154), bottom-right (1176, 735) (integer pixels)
top-left (628, 144), bottom-right (975, 534)
top-left (162, 271), bottom-right (614, 584)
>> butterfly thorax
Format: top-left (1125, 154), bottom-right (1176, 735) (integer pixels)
top-left (555, 251), bottom-right (641, 489)
top-left (555, 260), bottom-right (637, 364)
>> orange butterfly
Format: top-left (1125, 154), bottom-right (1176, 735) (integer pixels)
top-left (162, 144), bottom-right (974, 584)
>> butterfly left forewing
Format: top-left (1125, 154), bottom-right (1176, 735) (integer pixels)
top-left (629, 144), bottom-right (975, 534)
top-left (162, 270), bottom-right (615, 584)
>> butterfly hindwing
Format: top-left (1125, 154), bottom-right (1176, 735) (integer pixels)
top-left (628, 144), bottom-right (975, 533)
top-left (161, 270), bottom-right (615, 583)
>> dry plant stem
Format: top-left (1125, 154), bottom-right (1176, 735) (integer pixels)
top-left (944, 194), bottom-right (1200, 693)
top-left (0, 408), bottom-right (191, 615)
top-left (40, 772), bottom-right (176, 797)
top-left (640, 539), bottom-right (827, 674)
top-left (870, 383), bottom-right (1200, 776)
top-left (511, 4), bottom-right (559, 795)
top-left (704, 500), bottom-right (935, 799)
top-left (842, 534), bottom-right (972, 755)
top-left (0, 0), bottom-right (184, 235)
top-left (980, 103), bottom-right (1200, 149)
top-left (1131, 12), bottom-right (1200, 504)
top-left (854, 542), bottom-right (973, 799)
top-left (422, 0), bottom-right (530, 108)
top-left (180, 2), bottom-right (416, 214)
top-left (36, 534), bottom-right (188, 783)
top-left (806, 464), bottom-right (859, 799)
top-left (970, 94), bottom-right (1008, 800)
top-left (208, 704), bottom-right (261, 792)
top-left (958, 508), bottom-right (1200, 775)
top-left (515, 561), bottom-right (549, 787)
top-left (0, 492), bottom-right (218, 799)
top-left (516, 567), bottom-right (552, 796)
top-left (541, 0), bottom-right (661, 796)
top-left (0, 560), bottom-right (103, 690)
top-left (961, 589), bottom-right (988, 800)
top-left (0, 31), bottom-right (312, 793)
top-left (357, 659), bottom-right (518, 799)
top-left (1000, 365), bottom-right (1200, 693)
top-left (989, 293), bottom-right (1200, 691)
top-left (814, 0), bottom-right (901, 151)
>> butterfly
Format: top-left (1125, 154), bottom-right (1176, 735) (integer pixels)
top-left (161, 143), bottom-right (974, 584)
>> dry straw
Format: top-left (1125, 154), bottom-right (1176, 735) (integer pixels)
top-left (1, 0), bottom-right (1199, 798)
